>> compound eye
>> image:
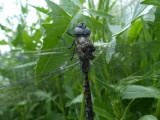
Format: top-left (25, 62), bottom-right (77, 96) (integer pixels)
top-left (77, 22), bottom-right (86, 28)
top-left (81, 23), bottom-right (86, 28)
top-left (74, 23), bottom-right (91, 35)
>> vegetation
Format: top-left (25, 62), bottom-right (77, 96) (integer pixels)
top-left (0, 0), bottom-right (160, 120)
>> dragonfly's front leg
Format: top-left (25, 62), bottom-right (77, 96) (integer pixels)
top-left (57, 36), bottom-right (75, 49)
top-left (70, 45), bottom-right (76, 60)
top-left (66, 28), bottom-right (76, 37)
top-left (68, 39), bottom-right (76, 49)
top-left (57, 36), bottom-right (76, 60)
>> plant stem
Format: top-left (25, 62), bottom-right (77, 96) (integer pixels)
top-left (80, 93), bottom-right (85, 120)
top-left (120, 99), bottom-right (134, 120)
top-left (155, 99), bottom-right (160, 119)
top-left (56, 78), bottom-right (66, 119)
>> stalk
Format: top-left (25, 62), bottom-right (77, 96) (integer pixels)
top-left (80, 93), bottom-right (85, 120)
top-left (120, 99), bottom-right (134, 120)
top-left (155, 99), bottom-right (160, 119)
top-left (56, 78), bottom-right (66, 119)
top-left (87, 0), bottom-right (95, 9)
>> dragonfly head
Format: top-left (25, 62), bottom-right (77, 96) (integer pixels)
top-left (73, 22), bottom-right (91, 35)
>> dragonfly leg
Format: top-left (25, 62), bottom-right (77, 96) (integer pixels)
top-left (66, 28), bottom-right (76, 37)
top-left (70, 45), bottom-right (76, 61)
top-left (68, 39), bottom-right (76, 49)
top-left (57, 36), bottom-right (75, 49)
top-left (66, 31), bottom-right (75, 37)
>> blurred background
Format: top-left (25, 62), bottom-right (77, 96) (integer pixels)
top-left (0, 0), bottom-right (160, 120)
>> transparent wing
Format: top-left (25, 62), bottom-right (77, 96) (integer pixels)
top-left (91, 40), bottom-right (160, 88)
top-left (0, 45), bottom-right (81, 104)
top-left (0, 40), bottom-right (160, 104)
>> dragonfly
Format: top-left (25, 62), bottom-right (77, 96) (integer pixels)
top-left (0, 23), bottom-right (160, 119)
top-left (58, 22), bottom-right (96, 120)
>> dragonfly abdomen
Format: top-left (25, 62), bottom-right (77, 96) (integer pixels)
top-left (83, 74), bottom-right (94, 120)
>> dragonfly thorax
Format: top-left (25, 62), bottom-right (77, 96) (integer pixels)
top-left (76, 36), bottom-right (95, 61)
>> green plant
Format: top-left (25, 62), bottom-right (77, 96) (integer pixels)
top-left (0, 0), bottom-right (160, 120)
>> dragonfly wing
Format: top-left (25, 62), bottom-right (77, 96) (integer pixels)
top-left (0, 47), bottom-right (81, 104)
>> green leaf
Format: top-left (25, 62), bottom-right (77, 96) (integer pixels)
top-left (93, 98), bottom-right (119, 119)
top-left (36, 0), bottom-right (72, 80)
top-left (28, 4), bottom-right (49, 14)
top-left (21, 4), bottom-right (28, 14)
top-left (72, 0), bottom-right (83, 8)
top-left (118, 76), bottom-right (143, 85)
top-left (148, 22), bottom-right (160, 40)
top-left (66, 94), bottom-right (82, 106)
top-left (112, 3), bottom-right (153, 36)
top-left (127, 19), bottom-right (143, 42)
top-left (36, 22), bottom-right (71, 80)
top-left (52, 111), bottom-right (65, 120)
top-left (121, 85), bottom-right (160, 99)
top-left (94, 106), bottom-right (116, 120)
top-left (138, 115), bottom-right (158, 120)
top-left (106, 37), bottom-right (116, 63)
top-left (141, 0), bottom-right (160, 7)
top-left (141, 18), bottom-right (153, 41)
top-left (155, 7), bottom-right (160, 22)
top-left (84, 9), bottom-right (113, 18)
top-left (143, 62), bottom-right (160, 78)
top-left (60, 0), bottom-right (79, 16)
top-left (12, 24), bottom-right (22, 47)
top-left (22, 30), bottom-right (35, 50)
top-left (0, 24), bottom-right (12, 32)
top-left (34, 90), bottom-right (56, 100)
top-left (45, 0), bottom-right (71, 23)
top-left (0, 40), bottom-right (8, 45)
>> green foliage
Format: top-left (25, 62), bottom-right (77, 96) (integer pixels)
top-left (1, 0), bottom-right (160, 120)
top-left (138, 115), bottom-right (158, 120)
top-left (121, 85), bottom-right (160, 99)
top-left (141, 0), bottom-right (160, 7)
